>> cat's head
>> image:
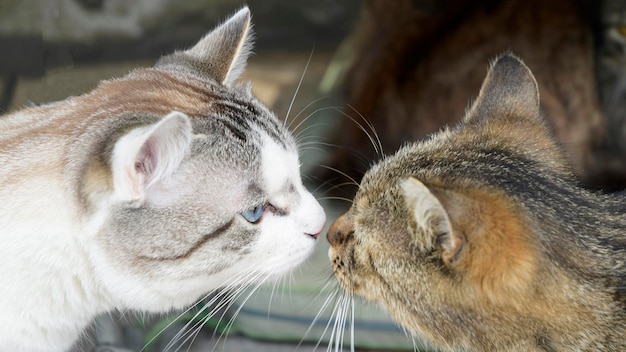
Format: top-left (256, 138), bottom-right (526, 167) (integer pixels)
top-left (73, 8), bottom-right (325, 311)
top-left (327, 55), bottom-right (571, 345)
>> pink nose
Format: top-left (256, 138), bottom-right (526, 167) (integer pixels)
top-left (306, 213), bottom-right (326, 239)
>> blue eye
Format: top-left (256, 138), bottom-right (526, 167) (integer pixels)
top-left (242, 204), bottom-right (264, 223)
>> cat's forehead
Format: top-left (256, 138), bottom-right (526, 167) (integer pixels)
top-left (260, 135), bottom-right (300, 194)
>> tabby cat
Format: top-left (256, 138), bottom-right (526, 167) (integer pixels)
top-left (0, 8), bottom-right (325, 351)
top-left (328, 55), bottom-right (626, 351)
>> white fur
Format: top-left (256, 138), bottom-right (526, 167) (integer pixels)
top-left (249, 136), bottom-right (327, 276)
top-left (0, 133), bottom-right (112, 351)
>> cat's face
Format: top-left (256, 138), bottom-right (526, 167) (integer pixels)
top-left (327, 55), bottom-right (564, 346)
top-left (75, 8), bottom-right (325, 311)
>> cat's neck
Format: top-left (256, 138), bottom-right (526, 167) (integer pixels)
top-left (0, 113), bottom-right (114, 349)
top-left (0, 217), bottom-right (113, 351)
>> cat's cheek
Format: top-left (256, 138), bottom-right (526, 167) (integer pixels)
top-left (248, 216), bottom-right (319, 277)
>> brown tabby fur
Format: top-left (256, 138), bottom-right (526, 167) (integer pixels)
top-left (329, 0), bottom-right (626, 190)
top-left (327, 55), bottom-right (626, 351)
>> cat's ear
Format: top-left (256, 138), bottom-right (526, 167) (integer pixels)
top-left (184, 7), bottom-right (253, 85)
top-left (464, 54), bottom-right (540, 123)
top-left (401, 178), bottom-right (464, 266)
top-left (112, 111), bottom-right (192, 205)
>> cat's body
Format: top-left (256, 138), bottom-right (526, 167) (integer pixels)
top-left (0, 8), bottom-right (325, 351)
top-left (328, 55), bottom-right (626, 351)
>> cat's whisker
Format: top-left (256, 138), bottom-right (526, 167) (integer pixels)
top-left (296, 136), bottom-right (332, 153)
top-left (158, 267), bottom-right (259, 352)
top-left (328, 291), bottom-right (350, 352)
top-left (167, 293), bottom-right (234, 352)
top-left (284, 48), bottom-right (315, 128)
top-left (213, 276), bottom-right (270, 349)
top-left (333, 107), bottom-right (381, 158)
top-left (182, 275), bottom-right (264, 352)
top-left (320, 181), bottom-right (361, 195)
top-left (294, 121), bottom-right (335, 144)
top-left (334, 298), bottom-right (345, 352)
top-left (281, 272), bottom-right (289, 305)
top-left (175, 283), bottom-right (255, 352)
top-left (311, 176), bottom-right (343, 196)
top-left (304, 291), bottom-right (337, 351)
top-left (331, 144), bottom-right (378, 173)
top-left (310, 289), bottom-right (342, 352)
top-left (183, 317), bottom-right (211, 352)
top-left (140, 296), bottom-right (210, 352)
top-left (142, 267), bottom-right (254, 350)
top-left (299, 139), bottom-right (375, 175)
top-left (318, 165), bottom-right (361, 189)
top-left (410, 333), bottom-right (423, 352)
top-left (346, 103), bottom-right (384, 157)
top-left (210, 278), bottom-right (260, 333)
top-left (289, 96), bottom-right (333, 134)
top-left (297, 145), bottom-right (329, 154)
top-left (295, 131), bottom-right (325, 146)
top-left (312, 277), bottom-right (341, 303)
top-left (291, 106), bottom-right (342, 139)
top-left (338, 294), bottom-right (351, 351)
top-left (174, 308), bottom-right (221, 352)
top-left (159, 300), bottom-right (215, 351)
top-left (267, 278), bottom-right (281, 318)
top-left (288, 271), bottom-right (296, 303)
top-left (330, 294), bottom-right (347, 352)
top-left (318, 196), bottom-right (355, 206)
top-left (349, 296), bottom-right (355, 352)
top-left (165, 297), bottom-right (230, 352)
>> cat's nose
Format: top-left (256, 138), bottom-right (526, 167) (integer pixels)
top-left (327, 213), bottom-right (352, 245)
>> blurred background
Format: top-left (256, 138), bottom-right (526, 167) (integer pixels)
top-left (2, 0), bottom-right (625, 351)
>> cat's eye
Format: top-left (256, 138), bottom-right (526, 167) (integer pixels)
top-left (242, 204), bottom-right (264, 223)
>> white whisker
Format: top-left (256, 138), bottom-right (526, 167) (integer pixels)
top-left (328, 293), bottom-right (347, 352)
top-left (338, 294), bottom-right (350, 352)
top-left (289, 95), bottom-right (333, 133)
top-left (141, 295), bottom-right (209, 352)
top-left (291, 106), bottom-right (340, 138)
top-left (335, 108), bottom-right (382, 156)
top-left (285, 48), bottom-right (315, 127)
top-left (319, 181), bottom-right (361, 194)
top-left (311, 289), bottom-right (342, 352)
top-left (350, 297), bottom-right (355, 352)
top-left (318, 196), bottom-right (355, 206)
top-left (318, 165), bottom-right (360, 189)
top-left (268, 278), bottom-right (280, 318)
top-left (214, 276), bottom-right (269, 348)
top-left (155, 266), bottom-right (258, 351)
top-left (298, 289), bottom-right (339, 350)
top-left (346, 103), bottom-right (383, 156)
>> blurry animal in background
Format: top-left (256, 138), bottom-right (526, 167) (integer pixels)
top-left (327, 0), bottom-right (626, 191)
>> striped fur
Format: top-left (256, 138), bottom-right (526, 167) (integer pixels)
top-left (0, 7), bottom-right (325, 351)
top-left (327, 55), bottom-right (626, 351)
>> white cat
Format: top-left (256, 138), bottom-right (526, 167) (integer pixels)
top-left (0, 7), bottom-right (326, 351)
